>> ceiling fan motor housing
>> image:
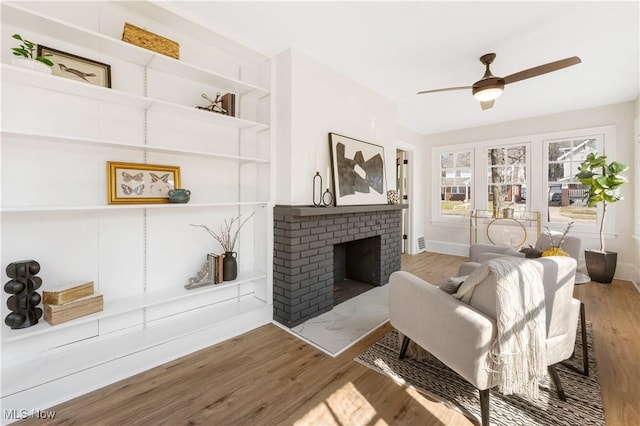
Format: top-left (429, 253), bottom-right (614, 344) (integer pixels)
top-left (472, 76), bottom-right (505, 95)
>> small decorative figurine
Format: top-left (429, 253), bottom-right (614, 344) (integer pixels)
top-left (4, 259), bottom-right (43, 329)
top-left (196, 92), bottom-right (227, 114)
top-left (387, 190), bottom-right (400, 205)
top-left (312, 171), bottom-right (334, 207)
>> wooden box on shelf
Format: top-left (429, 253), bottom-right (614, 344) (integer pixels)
top-left (122, 22), bottom-right (180, 59)
top-left (43, 281), bottom-right (94, 305)
top-left (44, 293), bottom-right (104, 326)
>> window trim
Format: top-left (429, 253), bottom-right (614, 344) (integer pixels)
top-left (542, 128), bottom-right (614, 233)
top-left (432, 147), bottom-right (474, 222)
top-left (430, 125), bottom-right (616, 235)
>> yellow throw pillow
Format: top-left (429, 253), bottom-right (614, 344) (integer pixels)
top-left (542, 247), bottom-right (569, 257)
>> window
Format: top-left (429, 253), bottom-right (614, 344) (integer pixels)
top-left (431, 125), bottom-right (613, 234)
top-left (486, 144), bottom-right (527, 210)
top-left (545, 136), bottom-right (601, 227)
top-left (439, 150), bottom-right (472, 216)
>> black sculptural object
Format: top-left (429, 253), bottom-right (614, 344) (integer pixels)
top-left (4, 260), bottom-right (43, 329)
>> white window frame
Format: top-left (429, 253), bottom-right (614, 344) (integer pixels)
top-left (430, 125), bottom-right (616, 236)
top-left (483, 142), bottom-right (530, 211)
top-left (541, 126), bottom-right (615, 234)
top-left (432, 146), bottom-right (474, 222)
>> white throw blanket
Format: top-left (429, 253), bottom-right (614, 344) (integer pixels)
top-left (453, 256), bottom-right (547, 398)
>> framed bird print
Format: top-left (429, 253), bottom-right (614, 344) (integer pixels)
top-left (107, 161), bottom-right (181, 204)
top-left (37, 45), bottom-right (111, 88)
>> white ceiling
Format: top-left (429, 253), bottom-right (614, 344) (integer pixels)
top-left (169, 1), bottom-right (639, 135)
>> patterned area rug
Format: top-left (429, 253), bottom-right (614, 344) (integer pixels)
top-left (355, 322), bottom-right (604, 426)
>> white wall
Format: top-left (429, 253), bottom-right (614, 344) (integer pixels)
top-left (275, 49), bottom-right (397, 206)
top-left (423, 100), bottom-right (637, 281)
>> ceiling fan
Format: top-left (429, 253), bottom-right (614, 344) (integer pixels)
top-left (417, 53), bottom-right (581, 110)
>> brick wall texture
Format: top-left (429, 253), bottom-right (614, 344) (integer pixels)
top-left (273, 209), bottom-right (402, 328)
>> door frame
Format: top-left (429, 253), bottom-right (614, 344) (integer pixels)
top-left (396, 141), bottom-right (417, 254)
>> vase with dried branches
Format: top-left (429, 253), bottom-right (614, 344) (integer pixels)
top-left (541, 221), bottom-right (573, 257)
top-left (191, 211), bottom-right (255, 281)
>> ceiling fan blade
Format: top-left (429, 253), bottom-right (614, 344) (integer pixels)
top-left (480, 100), bottom-right (495, 110)
top-left (503, 56), bottom-right (581, 85)
top-left (417, 86), bottom-right (471, 95)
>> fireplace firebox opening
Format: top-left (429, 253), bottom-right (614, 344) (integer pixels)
top-left (333, 236), bottom-right (381, 306)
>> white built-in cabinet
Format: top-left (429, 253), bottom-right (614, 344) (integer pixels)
top-left (1, 1), bottom-right (273, 415)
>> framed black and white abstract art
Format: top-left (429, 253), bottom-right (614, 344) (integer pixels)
top-left (329, 133), bottom-right (387, 206)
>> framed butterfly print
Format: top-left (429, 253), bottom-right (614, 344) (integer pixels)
top-left (107, 161), bottom-right (181, 204)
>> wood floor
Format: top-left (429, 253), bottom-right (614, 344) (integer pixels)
top-left (21, 252), bottom-right (640, 425)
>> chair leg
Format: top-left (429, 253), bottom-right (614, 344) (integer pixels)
top-left (479, 389), bottom-right (490, 426)
top-left (580, 302), bottom-right (589, 376)
top-left (399, 335), bottom-right (410, 359)
top-left (548, 365), bottom-right (567, 402)
top-left (561, 302), bottom-right (590, 376)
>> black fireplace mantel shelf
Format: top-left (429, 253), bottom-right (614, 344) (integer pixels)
top-left (275, 204), bottom-right (408, 217)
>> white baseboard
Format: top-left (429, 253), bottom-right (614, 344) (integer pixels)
top-left (614, 262), bottom-right (637, 285)
top-left (425, 240), bottom-right (468, 257)
top-left (1, 304), bottom-right (272, 424)
top-left (632, 263), bottom-right (640, 293)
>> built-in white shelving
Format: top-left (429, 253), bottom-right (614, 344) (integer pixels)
top-left (0, 201), bottom-right (268, 213)
top-left (2, 295), bottom-right (270, 397)
top-left (1, 65), bottom-right (269, 131)
top-left (2, 270), bottom-right (267, 344)
top-left (1, 130), bottom-right (270, 162)
top-left (1, 0), bottom-right (272, 412)
top-left (2, 2), bottom-right (269, 97)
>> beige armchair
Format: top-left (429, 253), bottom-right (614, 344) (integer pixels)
top-left (389, 256), bottom-right (581, 426)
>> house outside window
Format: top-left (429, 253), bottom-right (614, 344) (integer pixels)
top-left (545, 136), bottom-right (602, 227)
top-left (439, 150), bottom-right (472, 216)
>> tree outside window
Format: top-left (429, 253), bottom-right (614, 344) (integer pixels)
top-left (487, 145), bottom-right (527, 215)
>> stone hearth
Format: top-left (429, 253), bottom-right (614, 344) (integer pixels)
top-left (273, 204), bottom-right (406, 327)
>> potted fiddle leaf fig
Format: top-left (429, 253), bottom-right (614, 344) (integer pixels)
top-left (575, 153), bottom-right (629, 283)
top-left (11, 34), bottom-right (54, 74)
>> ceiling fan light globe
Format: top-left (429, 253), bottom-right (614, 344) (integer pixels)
top-left (473, 87), bottom-right (503, 102)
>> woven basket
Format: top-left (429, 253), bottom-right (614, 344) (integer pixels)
top-left (122, 23), bottom-right (180, 59)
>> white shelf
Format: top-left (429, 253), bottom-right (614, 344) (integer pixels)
top-left (1, 295), bottom-right (269, 396)
top-left (0, 201), bottom-right (268, 213)
top-left (1, 65), bottom-right (269, 131)
top-left (2, 63), bottom-right (151, 108)
top-left (2, 270), bottom-right (267, 344)
top-left (150, 99), bottom-right (268, 131)
top-left (1, 130), bottom-right (270, 162)
top-left (2, 2), bottom-right (270, 97)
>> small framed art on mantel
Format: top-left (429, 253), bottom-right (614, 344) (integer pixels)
top-left (328, 133), bottom-right (387, 206)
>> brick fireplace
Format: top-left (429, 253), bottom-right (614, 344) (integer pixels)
top-left (273, 204), bottom-right (406, 327)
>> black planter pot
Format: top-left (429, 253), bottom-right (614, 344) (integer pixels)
top-left (584, 250), bottom-right (617, 284)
